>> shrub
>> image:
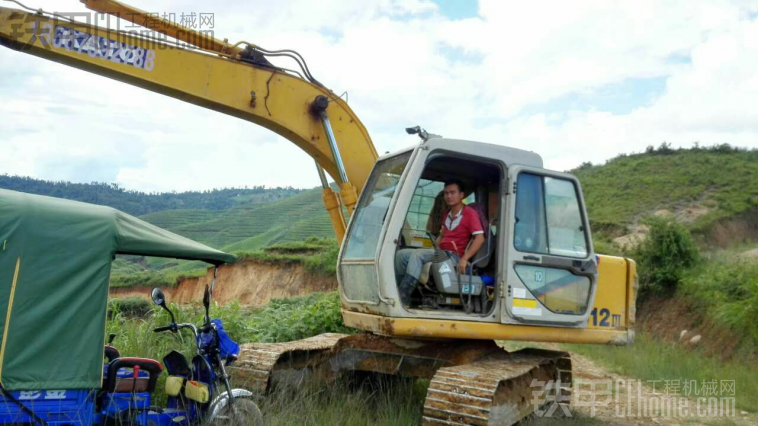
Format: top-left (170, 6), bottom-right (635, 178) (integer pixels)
top-left (109, 297), bottom-right (152, 318)
top-left (246, 292), bottom-right (353, 343)
top-left (634, 217), bottom-right (699, 297)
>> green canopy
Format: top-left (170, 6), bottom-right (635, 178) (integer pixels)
top-left (0, 189), bottom-right (236, 390)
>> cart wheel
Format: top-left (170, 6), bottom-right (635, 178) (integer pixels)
top-left (211, 398), bottom-right (263, 425)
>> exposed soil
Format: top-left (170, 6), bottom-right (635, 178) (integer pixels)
top-left (739, 248), bottom-right (758, 261)
top-left (109, 260), bottom-right (337, 306)
top-left (707, 207), bottom-right (758, 247)
top-left (612, 201), bottom-right (713, 250)
top-left (636, 297), bottom-right (756, 363)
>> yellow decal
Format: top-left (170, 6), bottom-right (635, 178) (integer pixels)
top-left (513, 298), bottom-right (537, 309)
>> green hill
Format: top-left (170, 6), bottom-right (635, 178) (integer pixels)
top-left (0, 174), bottom-right (303, 216)
top-left (574, 144), bottom-right (758, 239)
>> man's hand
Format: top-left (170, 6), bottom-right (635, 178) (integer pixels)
top-left (458, 257), bottom-right (469, 274)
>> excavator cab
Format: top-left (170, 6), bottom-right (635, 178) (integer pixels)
top-left (339, 137), bottom-right (603, 333)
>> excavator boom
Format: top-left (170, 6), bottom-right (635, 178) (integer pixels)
top-left (0, 4), bottom-right (378, 239)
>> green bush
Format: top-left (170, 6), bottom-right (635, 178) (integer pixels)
top-left (108, 297), bottom-right (152, 318)
top-left (634, 217), bottom-right (699, 297)
top-left (246, 292), bottom-right (353, 343)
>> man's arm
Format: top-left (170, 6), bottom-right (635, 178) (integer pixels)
top-left (458, 234), bottom-right (485, 272)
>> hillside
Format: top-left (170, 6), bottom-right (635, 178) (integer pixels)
top-left (573, 144), bottom-right (758, 241)
top-left (7, 145), bottom-right (757, 285)
top-left (140, 188), bottom-right (335, 251)
top-left (0, 174), bottom-right (303, 216)
top-left (134, 144), bottom-right (757, 257)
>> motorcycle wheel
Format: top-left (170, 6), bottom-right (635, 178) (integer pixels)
top-left (211, 398), bottom-right (263, 426)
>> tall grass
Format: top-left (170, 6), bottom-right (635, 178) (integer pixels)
top-left (259, 376), bottom-right (425, 426)
top-left (106, 293), bottom-right (350, 403)
top-left (564, 333), bottom-right (758, 411)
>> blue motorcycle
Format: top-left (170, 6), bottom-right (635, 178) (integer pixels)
top-left (140, 284), bottom-right (262, 425)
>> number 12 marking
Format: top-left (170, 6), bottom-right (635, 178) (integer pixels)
top-left (591, 307), bottom-right (610, 327)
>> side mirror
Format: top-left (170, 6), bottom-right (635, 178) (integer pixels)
top-left (151, 287), bottom-right (176, 323)
top-left (151, 287), bottom-right (166, 307)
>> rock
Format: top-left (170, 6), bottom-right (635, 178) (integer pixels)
top-left (679, 330), bottom-right (688, 341)
top-left (738, 248), bottom-right (758, 261)
top-left (654, 209), bottom-right (673, 217)
top-left (613, 233), bottom-right (646, 249)
top-left (676, 205), bottom-right (710, 224)
top-left (689, 335), bottom-right (701, 345)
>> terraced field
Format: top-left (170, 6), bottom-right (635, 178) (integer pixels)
top-left (140, 189), bottom-right (335, 251)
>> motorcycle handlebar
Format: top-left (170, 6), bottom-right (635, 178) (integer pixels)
top-left (152, 322), bottom-right (200, 337)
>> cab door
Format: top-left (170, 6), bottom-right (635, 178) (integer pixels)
top-left (501, 166), bottom-right (598, 327)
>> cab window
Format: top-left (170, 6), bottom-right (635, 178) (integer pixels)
top-left (343, 153), bottom-right (411, 260)
top-left (514, 173), bottom-right (588, 258)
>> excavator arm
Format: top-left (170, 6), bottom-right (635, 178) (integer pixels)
top-left (0, 2), bottom-right (379, 240)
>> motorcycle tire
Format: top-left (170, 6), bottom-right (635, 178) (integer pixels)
top-left (210, 397), bottom-right (263, 426)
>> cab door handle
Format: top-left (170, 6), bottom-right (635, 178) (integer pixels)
top-left (523, 255), bottom-right (540, 262)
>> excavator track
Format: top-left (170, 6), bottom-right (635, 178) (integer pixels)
top-left (231, 333), bottom-right (348, 392)
top-left (423, 349), bottom-right (572, 426)
top-left (233, 333), bottom-right (571, 425)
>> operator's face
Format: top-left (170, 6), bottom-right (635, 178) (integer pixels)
top-left (443, 184), bottom-right (465, 207)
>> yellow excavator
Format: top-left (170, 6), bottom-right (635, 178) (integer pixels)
top-left (0, 1), bottom-right (637, 424)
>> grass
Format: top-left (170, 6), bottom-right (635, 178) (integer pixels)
top-left (110, 267), bottom-right (209, 288)
top-left (235, 238), bottom-right (339, 277)
top-left (679, 252), bottom-right (758, 346)
top-left (259, 376), bottom-right (425, 426)
top-left (563, 333), bottom-right (758, 411)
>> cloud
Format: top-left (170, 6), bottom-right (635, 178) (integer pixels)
top-left (1, 0), bottom-right (758, 192)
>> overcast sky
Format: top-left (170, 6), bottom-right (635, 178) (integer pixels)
top-left (2, 0), bottom-right (758, 192)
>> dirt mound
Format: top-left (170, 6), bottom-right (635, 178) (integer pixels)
top-left (110, 260), bottom-right (337, 306)
top-left (637, 297), bottom-right (755, 362)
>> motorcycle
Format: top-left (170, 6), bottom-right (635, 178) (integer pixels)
top-left (143, 283), bottom-right (262, 425)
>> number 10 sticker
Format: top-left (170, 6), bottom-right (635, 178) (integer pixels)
top-left (534, 270), bottom-right (544, 283)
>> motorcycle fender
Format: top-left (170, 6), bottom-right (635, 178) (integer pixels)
top-left (208, 389), bottom-right (254, 420)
